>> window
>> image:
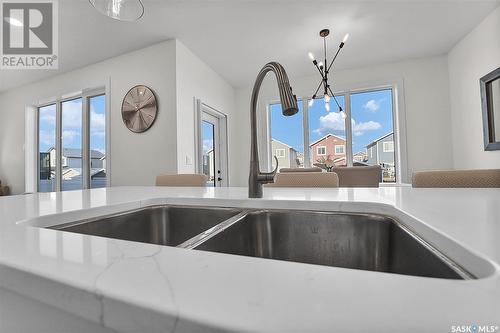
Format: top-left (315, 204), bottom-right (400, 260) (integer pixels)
top-left (61, 98), bottom-right (83, 191)
top-left (37, 89), bottom-right (107, 192)
top-left (275, 149), bottom-right (286, 158)
top-left (89, 94), bottom-right (107, 188)
top-left (38, 104), bottom-right (56, 192)
top-left (383, 141), bottom-right (394, 152)
top-left (350, 89), bottom-right (395, 182)
top-left (270, 101), bottom-right (304, 170)
top-left (309, 96), bottom-right (347, 167)
top-left (268, 86), bottom-right (401, 182)
top-left (202, 120), bottom-right (216, 187)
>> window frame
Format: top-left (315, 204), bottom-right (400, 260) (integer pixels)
top-left (266, 80), bottom-right (408, 183)
top-left (275, 148), bottom-right (286, 158)
top-left (383, 141), bottom-right (395, 153)
top-left (317, 146), bottom-right (326, 156)
top-left (36, 87), bottom-right (107, 192)
top-left (335, 145), bottom-right (345, 154)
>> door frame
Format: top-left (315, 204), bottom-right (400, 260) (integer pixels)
top-left (195, 100), bottom-right (229, 187)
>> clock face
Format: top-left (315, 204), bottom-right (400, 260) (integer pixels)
top-left (121, 85), bottom-right (158, 133)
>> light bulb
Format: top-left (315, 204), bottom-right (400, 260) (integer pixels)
top-left (308, 99), bottom-right (314, 107)
top-left (324, 94), bottom-right (330, 102)
top-left (340, 110), bottom-right (347, 119)
top-left (318, 61), bottom-right (324, 68)
top-left (308, 52), bottom-right (315, 61)
top-left (343, 33), bottom-right (350, 43)
top-left (325, 103), bottom-right (330, 112)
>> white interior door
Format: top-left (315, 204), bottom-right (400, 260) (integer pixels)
top-left (198, 103), bottom-right (228, 187)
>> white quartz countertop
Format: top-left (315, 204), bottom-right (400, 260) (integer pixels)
top-left (0, 186), bottom-right (499, 333)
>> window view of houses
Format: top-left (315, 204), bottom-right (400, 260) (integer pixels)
top-left (202, 120), bottom-right (216, 186)
top-left (38, 94), bottom-right (107, 192)
top-left (270, 89), bottom-right (396, 182)
top-left (39, 148), bottom-right (107, 192)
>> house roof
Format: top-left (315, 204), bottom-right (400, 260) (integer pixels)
top-left (365, 132), bottom-right (394, 148)
top-left (272, 138), bottom-right (297, 152)
top-left (48, 147), bottom-right (105, 159)
top-left (309, 133), bottom-right (346, 147)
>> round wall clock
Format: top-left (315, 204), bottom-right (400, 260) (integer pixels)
top-left (121, 85), bottom-right (158, 133)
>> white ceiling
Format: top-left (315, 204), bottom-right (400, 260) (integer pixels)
top-left (0, 0), bottom-right (499, 92)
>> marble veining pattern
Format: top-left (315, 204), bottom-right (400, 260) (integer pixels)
top-left (0, 186), bottom-right (499, 332)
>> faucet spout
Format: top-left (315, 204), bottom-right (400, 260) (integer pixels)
top-left (249, 62), bottom-right (298, 198)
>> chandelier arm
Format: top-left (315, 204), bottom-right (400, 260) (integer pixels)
top-left (327, 46), bottom-right (343, 73)
top-left (313, 62), bottom-right (324, 77)
top-left (311, 79), bottom-right (323, 99)
top-left (328, 86), bottom-right (343, 111)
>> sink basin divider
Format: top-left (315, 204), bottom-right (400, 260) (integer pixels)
top-left (177, 211), bottom-right (252, 249)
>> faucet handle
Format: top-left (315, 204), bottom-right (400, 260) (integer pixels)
top-left (258, 156), bottom-right (279, 183)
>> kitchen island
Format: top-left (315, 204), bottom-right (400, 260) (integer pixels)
top-left (0, 186), bottom-right (499, 333)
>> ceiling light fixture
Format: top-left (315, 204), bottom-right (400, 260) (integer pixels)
top-left (88, 0), bottom-right (144, 21)
top-left (308, 28), bottom-right (349, 113)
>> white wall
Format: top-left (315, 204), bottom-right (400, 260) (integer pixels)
top-left (0, 39), bottom-right (238, 194)
top-left (448, 6), bottom-right (500, 169)
top-left (232, 56), bottom-right (453, 186)
top-left (0, 41), bottom-right (178, 194)
top-left (175, 40), bottom-right (236, 184)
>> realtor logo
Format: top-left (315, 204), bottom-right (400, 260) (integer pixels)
top-left (1, 0), bottom-right (58, 69)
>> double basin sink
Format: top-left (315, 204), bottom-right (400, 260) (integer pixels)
top-left (48, 205), bottom-right (472, 280)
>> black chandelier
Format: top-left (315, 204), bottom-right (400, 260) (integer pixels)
top-left (308, 28), bottom-right (349, 118)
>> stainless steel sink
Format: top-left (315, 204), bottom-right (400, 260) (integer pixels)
top-left (192, 210), bottom-right (472, 279)
top-left (49, 205), bottom-right (241, 247)
top-left (47, 205), bottom-right (472, 279)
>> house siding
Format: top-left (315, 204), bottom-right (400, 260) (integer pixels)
top-left (310, 135), bottom-right (346, 165)
top-left (272, 140), bottom-right (299, 169)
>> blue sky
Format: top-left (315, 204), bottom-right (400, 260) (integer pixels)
top-left (270, 89), bottom-right (393, 154)
top-left (39, 95), bottom-right (106, 154)
top-left (202, 121), bottom-right (214, 154)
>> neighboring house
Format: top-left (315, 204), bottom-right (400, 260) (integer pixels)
top-left (333, 156), bottom-right (369, 167)
top-left (296, 152), bottom-right (305, 168)
top-left (48, 148), bottom-right (105, 169)
top-left (366, 132), bottom-right (395, 182)
top-left (309, 134), bottom-right (346, 166)
top-left (365, 132), bottom-right (394, 166)
top-left (271, 139), bottom-right (299, 169)
top-left (353, 151), bottom-right (367, 163)
top-left (202, 149), bottom-right (215, 182)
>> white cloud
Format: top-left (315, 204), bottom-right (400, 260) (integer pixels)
top-left (39, 106), bottom-right (56, 124)
top-left (364, 99), bottom-right (382, 112)
top-left (62, 130), bottom-right (80, 145)
top-left (62, 100), bottom-right (82, 129)
top-left (39, 130), bottom-right (55, 148)
top-left (352, 120), bottom-right (381, 136)
top-left (314, 112), bottom-right (381, 137)
top-left (203, 139), bottom-right (213, 154)
top-left (314, 112), bottom-right (345, 136)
